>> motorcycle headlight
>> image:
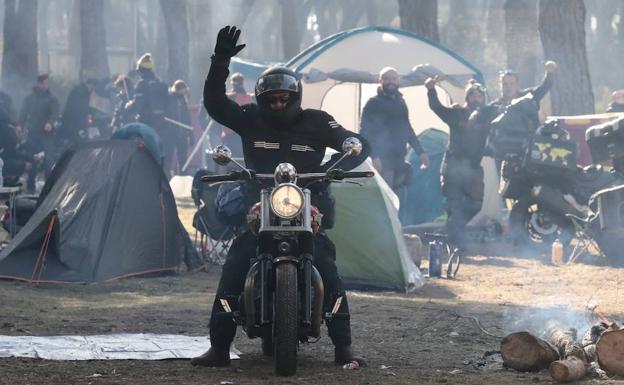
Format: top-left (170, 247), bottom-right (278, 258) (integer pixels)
top-left (270, 184), bottom-right (304, 219)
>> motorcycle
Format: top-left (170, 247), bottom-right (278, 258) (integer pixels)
top-left (488, 95), bottom-right (624, 246)
top-left (200, 138), bottom-right (373, 376)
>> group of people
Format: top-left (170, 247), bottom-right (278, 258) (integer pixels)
top-left (0, 53), bottom-right (202, 192)
top-left (358, 60), bottom-right (558, 249)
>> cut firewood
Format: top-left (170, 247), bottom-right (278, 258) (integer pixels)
top-left (547, 325), bottom-right (588, 363)
top-left (596, 328), bottom-right (624, 376)
top-left (582, 323), bottom-right (608, 361)
top-left (549, 357), bottom-right (587, 382)
top-left (500, 332), bottom-right (559, 371)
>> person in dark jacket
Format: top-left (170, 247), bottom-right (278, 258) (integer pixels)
top-left (60, 78), bottom-right (98, 147)
top-left (360, 67), bottom-right (428, 192)
top-left (19, 74), bottom-right (60, 192)
top-left (0, 114), bottom-right (41, 186)
top-left (165, 80), bottom-right (193, 174)
top-left (190, 26), bottom-right (369, 369)
top-left (125, 53), bottom-right (169, 170)
top-left (490, 61), bottom-right (558, 114)
top-left (110, 74), bottom-right (135, 132)
top-left (426, 77), bottom-right (488, 248)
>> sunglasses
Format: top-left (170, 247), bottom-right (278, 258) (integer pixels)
top-left (267, 95), bottom-right (290, 105)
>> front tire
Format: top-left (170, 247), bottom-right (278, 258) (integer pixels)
top-left (274, 263), bottom-right (298, 376)
top-left (510, 198), bottom-right (560, 247)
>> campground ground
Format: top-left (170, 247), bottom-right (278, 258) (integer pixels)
top-left (0, 200), bottom-right (624, 384)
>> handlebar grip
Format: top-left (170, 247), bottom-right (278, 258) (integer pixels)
top-left (200, 172), bottom-right (240, 182)
top-left (342, 171), bottom-right (375, 178)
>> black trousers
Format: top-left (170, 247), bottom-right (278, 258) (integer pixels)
top-left (209, 230), bottom-right (352, 349)
top-left (441, 155), bottom-right (484, 246)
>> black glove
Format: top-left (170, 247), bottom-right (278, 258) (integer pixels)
top-left (214, 26), bottom-right (246, 57)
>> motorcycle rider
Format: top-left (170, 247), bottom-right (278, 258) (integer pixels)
top-left (191, 26), bottom-right (370, 368)
top-left (425, 77), bottom-right (488, 248)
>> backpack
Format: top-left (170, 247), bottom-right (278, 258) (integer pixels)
top-left (214, 182), bottom-right (247, 227)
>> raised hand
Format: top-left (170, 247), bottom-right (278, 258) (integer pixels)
top-left (214, 26), bottom-right (246, 58)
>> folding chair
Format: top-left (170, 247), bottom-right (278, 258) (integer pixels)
top-left (191, 170), bottom-right (238, 270)
top-left (565, 213), bottom-right (606, 264)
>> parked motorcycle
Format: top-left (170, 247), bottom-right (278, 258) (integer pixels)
top-left (488, 95), bottom-right (624, 246)
top-left (201, 138), bottom-right (373, 376)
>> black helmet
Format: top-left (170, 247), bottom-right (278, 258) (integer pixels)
top-left (255, 66), bottom-right (302, 123)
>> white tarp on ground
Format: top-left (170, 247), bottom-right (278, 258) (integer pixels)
top-left (0, 334), bottom-right (240, 360)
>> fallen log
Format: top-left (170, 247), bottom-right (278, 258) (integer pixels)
top-left (549, 357), bottom-right (587, 383)
top-left (596, 326), bottom-right (624, 376)
top-left (500, 332), bottom-right (559, 371)
top-left (582, 323), bottom-right (608, 361)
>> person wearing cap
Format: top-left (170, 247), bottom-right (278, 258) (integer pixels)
top-left (425, 77), bottom-right (488, 249)
top-left (165, 80), bottom-right (193, 174)
top-left (190, 25), bottom-right (369, 369)
top-left (606, 90), bottom-right (624, 113)
top-left (360, 67), bottom-right (429, 193)
top-left (125, 53), bottom-right (170, 171)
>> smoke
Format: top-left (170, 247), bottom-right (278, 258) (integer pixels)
top-left (501, 302), bottom-right (595, 338)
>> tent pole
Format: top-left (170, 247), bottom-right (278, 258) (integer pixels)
top-left (182, 120), bottom-right (216, 173)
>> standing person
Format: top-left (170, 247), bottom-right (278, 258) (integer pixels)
top-left (110, 74), bottom-right (135, 132)
top-left (425, 77), bottom-right (488, 249)
top-left (60, 78), bottom-right (98, 147)
top-left (125, 53), bottom-right (170, 171)
top-left (490, 61), bottom-right (558, 114)
top-left (19, 74), bottom-right (60, 192)
top-left (221, 72), bottom-right (253, 157)
top-left (191, 26), bottom-right (369, 368)
top-left (360, 67), bottom-right (429, 193)
top-left (166, 80), bottom-right (193, 174)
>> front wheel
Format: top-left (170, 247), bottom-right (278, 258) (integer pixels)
top-left (510, 198), bottom-right (562, 247)
top-left (274, 263), bottom-right (298, 376)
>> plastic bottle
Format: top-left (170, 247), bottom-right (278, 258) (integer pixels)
top-left (551, 238), bottom-right (564, 266)
top-left (428, 240), bottom-right (443, 277)
top-left (342, 360), bottom-right (360, 370)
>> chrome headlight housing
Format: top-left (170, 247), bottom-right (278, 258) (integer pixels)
top-left (270, 183), bottom-right (304, 219)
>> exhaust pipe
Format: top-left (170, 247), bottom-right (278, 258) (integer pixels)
top-left (310, 265), bottom-right (324, 338)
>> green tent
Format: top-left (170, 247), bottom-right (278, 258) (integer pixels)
top-left (327, 160), bottom-right (423, 291)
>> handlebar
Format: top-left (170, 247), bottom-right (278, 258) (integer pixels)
top-left (200, 169), bottom-right (375, 183)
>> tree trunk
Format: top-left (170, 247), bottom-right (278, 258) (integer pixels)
top-left (538, 0), bottom-right (594, 115)
top-left (500, 332), bottom-right (559, 371)
top-left (443, 0), bottom-right (483, 65)
top-left (188, 0), bottom-right (211, 102)
top-left (365, 0), bottom-right (378, 25)
top-left (281, 0), bottom-right (302, 60)
top-left (80, 0), bottom-right (110, 80)
top-left (398, 0), bottom-right (439, 42)
top-left (340, 0), bottom-right (365, 31)
top-left (2, 0), bottom-right (38, 105)
top-left (159, 0), bottom-right (190, 84)
top-left (504, 0), bottom-right (539, 88)
top-left (38, 0), bottom-right (50, 74)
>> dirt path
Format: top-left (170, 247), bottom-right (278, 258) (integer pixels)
top-left (0, 203), bottom-right (623, 384)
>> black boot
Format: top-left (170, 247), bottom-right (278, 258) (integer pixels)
top-left (190, 346), bottom-right (231, 367)
top-left (334, 345), bottom-right (366, 366)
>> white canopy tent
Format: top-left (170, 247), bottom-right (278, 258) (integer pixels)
top-left (286, 26), bottom-right (485, 135)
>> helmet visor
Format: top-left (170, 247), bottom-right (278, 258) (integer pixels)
top-left (256, 74), bottom-right (299, 96)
